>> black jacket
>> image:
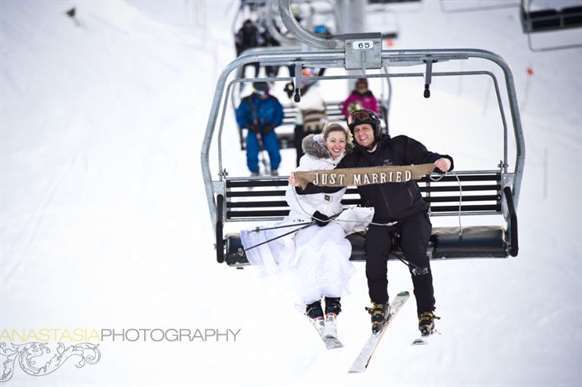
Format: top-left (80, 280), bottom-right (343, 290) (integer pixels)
top-left (337, 135), bottom-right (454, 222)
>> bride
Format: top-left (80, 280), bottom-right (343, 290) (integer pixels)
top-left (241, 122), bottom-right (373, 337)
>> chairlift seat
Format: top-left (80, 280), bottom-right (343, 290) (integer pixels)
top-left (224, 225), bottom-right (509, 267)
top-left (430, 225), bottom-right (507, 258)
top-left (282, 102), bottom-right (344, 126)
top-left (346, 225), bottom-right (507, 260)
top-left (220, 171), bottom-right (518, 267)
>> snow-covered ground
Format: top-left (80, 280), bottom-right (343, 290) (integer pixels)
top-left (1, 0), bottom-right (581, 386)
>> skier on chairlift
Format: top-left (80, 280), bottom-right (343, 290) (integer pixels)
top-left (241, 123), bottom-right (374, 341)
top-left (235, 81), bottom-right (283, 176)
top-left (337, 109), bottom-right (454, 335)
top-left (341, 78), bottom-right (380, 121)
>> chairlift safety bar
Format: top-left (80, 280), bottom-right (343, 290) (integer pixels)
top-left (220, 69), bottom-right (509, 177)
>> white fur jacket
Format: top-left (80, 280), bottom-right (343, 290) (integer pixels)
top-left (285, 134), bottom-right (374, 233)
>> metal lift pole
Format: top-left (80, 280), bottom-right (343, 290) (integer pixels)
top-left (338, 0), bottom-right (367, 90)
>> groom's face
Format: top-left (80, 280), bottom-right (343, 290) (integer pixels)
top-left (353, 124), bottom-right (375, 148)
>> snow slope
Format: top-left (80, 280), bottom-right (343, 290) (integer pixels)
top-left (1, 0), bottom-right (581, 386)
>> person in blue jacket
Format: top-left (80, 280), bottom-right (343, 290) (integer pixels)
top-left (236, 82), bottom-right (283, 176)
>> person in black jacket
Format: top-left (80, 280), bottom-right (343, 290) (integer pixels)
top-left (337, 109), bottom-right (454, 335)
top-left (234, 20), bottom-right (261, 78)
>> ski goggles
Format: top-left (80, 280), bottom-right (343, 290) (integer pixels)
top-left (350, 110), bottom-right (378, 123)
top-left (355, 79), bottom-right (368, 87)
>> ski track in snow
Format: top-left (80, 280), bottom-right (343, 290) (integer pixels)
top-left (1, 0), bottom-right (582, 386)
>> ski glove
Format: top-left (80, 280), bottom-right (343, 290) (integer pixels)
top-left (284, 82), bottom-right (295, 99)
top-left (312, 211), bottom-right (330, 227)
top-left (249, 123), bottom-right (260, 133)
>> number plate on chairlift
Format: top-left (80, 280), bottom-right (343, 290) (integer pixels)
top-left (344, 34), bottom-right (382, 70)
top-left (352, 40), bottom-right (375, 50)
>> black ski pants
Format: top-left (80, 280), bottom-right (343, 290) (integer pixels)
top-left (365, 211), bottom-right (435, 316)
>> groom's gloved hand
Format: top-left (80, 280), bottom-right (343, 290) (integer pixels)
top-left (312, 211), bottom-right (330, 227)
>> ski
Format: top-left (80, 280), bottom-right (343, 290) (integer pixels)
top-left (310, 318), bottom-right (343, 350)
top-left (411, 330), bottom-right (440, 346)
top-left (348, 291), bottom-right (410, 373)
top-left (411, 337), bottom-right (428, 345)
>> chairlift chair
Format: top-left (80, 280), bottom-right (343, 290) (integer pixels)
top-left (231, 0), bottom-right (340, 119)
top-left (520, 0), bottom-right (582, 52)
top-left (202, 41), bottom-right (525, 269)
top-left (232, 0), bottom-right (269, 35)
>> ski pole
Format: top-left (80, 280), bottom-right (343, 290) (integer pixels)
top-left (251, 221), bottom-right (314, 233)
top-left (244, 222), bottom-right (313, 251)
top-left (257, 128), bottom-right (269, 174)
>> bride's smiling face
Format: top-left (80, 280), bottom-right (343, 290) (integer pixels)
top-left (325, 130), bottom-right (347, 159)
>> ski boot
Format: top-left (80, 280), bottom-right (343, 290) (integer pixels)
top-left (324, 297), bottom-right (341, 317)
top-left (306, 300), bottom-right (324, 332)
top-left (323, 298), bottom-right (341, 338)
top-left (418, 311), bottom-right (440, 336)
top-left (306, 300), bottom-right (324, 320)
top-left (366, 302), bottom-right (390, 334)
